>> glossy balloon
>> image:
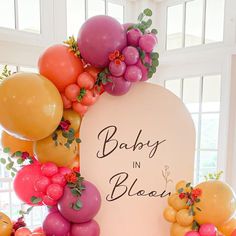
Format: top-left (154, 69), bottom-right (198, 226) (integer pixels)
top-left (185, 232), bottom-right (200, 236)
top-left (0, 212), bottom-right (13, 236)
top-left (218, 218), bottom-right (236, 236)
top-left (199, 224), bottom-right (217, 236)
top-left (78, 15), bottom-right (127, 67)
top-left (163, 206), bottom-right (177, 223)
top-left (109, 61), bottom-right (126, 77)
top-left (58, 181), bottom-right (101, 223)
top-left (15, 227), bottom-right (32, 236)
top-left (0, 73), bottom-right (63, 141)
top-left (71, 220), bottom-right (100, 236)
top-left (124, 65), bottom-right (142, 82)
top-left (122, 46), bottom-right (139, 65)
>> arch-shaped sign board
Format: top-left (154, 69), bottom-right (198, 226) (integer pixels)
top-left (80, 83), bottom-right (195, 236)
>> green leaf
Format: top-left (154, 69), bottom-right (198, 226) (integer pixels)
top-left (64, 143), bottom-right (70, 149)
top-left (62, 131), bottom-right (69, 138)
top-left (140, 50), bottom-right (146, 60)
top-left (6, 162), bottom-right (13, 170)
top-left (150, 66), bottom-right (156, 73)
top-left (152, 59), bottom-right (159, 67)
top-left (177, 188), bottom-right (184, 194)
top-left (144, 62), bottom-right (150, 68)
top-left (0, 158), bottom-right (6, 164)
top-left (150, 52), bottom-right (159, 60)
top-left (30, 196), bottom-right (42, 204)
top-left (3, 147), bottom-right (10, 153)
top-left (144, 8), bottom-right (152, 16)
top-left (138, 12), bottom-right (144, 22)
top-left (186, 182), bottom-right (191, 188)
top-left (11, 172), bottom-right (15, 177)
top-left (15, 151), bottom-right (22, 157)
top-left (76, 138), bottom-right (81, 143)
top-left (147, 71), bottom-right (153, 79)
top-left (72, 200), bottom-right (83, 210)
top-left (11, 167), bottom-right (17, 172)
top-left (17, 158), bottom-right (24, 164)
top-left (151, 29), bottom-right (158, 35)
top-left (71, 188), bottom-right (79, 196)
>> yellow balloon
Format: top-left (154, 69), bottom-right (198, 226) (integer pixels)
top-left (34, 131), bottom-right (78, 167)
top-left (0, 212), bottom-right (13, 236)
top-left (176, 209), bottom-right (194, 227)
top-left (218, 218), bottom-right (236, 236)
top-left (163, 206), bottom-right (177, 223)
top-left (168, 193), bottom-right (188, 211)
top-left (0, 73), bottom-right (63, 141)
top-left (170, 223), bottom-right (192, 236)
top-left (63, 109), bottom-right (82, 132)
top-left (194, 181), bottom-right (236, 226)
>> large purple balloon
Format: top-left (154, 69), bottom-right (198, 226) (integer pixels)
top-left (104, 75), bottom-right (132, 96)
top-left (78, 16), bottom-right (127, 68)
top-left (43, 212), bottom-right (71, 236)
top-left (71, 220), bottom-right (100, 236)
top-left (58, 181), bottom-right (101, 223)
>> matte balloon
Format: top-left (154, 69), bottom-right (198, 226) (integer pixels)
top-left (218, 218), bottom-right (236, 236)
top-left (78, 15), bottom-right (127, 67)
top-left (168, 193), bottom-right (188, 211)
top-left (199, 224), bottom-right (217, 236)
top-left (0, 212), bottom-right (13, 236)
top-left (43, 212), bottom-right (70, 236)
top-left (15, 227), bottom-right (32, 236)
top-left (0, 73), bottom-right (63, 141)
top-left (38, 45), bottom-right (84, 92)
top-left (139, 34), bottom-right (157, 53)
top-left (163, 206), bottom-right (177, 223)
top-left (34, 131), bottom-right (78, 167)
top-left (176, 209), bottom-right (193, 227)
top-left (71, 220), bottom-right (100, 236)
top-left (127, 28), bottom-right (142, 47)
top-left (124, 65), bottom-right (142, 82)
top-left (136, 54), bottom-right (152, 81)
top-left (109, 61), bottom-right (126, 77)
top-left (58, 181), bottom-right (101, 223)
top-left (14, 164), bottom-right (43, 205)
top-left (194, 181), bottom-right (236, 226)
top-left (122, 46), bottom-right (139, 65)
top-left (104, 75), bottom-right (132, 96)
top-left (170, 223), bottom-right (192, 236)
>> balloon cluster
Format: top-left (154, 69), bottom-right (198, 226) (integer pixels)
top-left (163, 179), bottom-right (236, 236)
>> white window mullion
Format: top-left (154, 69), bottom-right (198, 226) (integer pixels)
top-left (182, 2), bottom-right (186, 48)
top-left (201, 0), bottom-right (207, 44)
top-left (14, 0), bottom-right (19, 30)
top-left (85, 0), bottom-right (88, 20)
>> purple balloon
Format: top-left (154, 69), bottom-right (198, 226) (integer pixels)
top-left (43, 212), bottom-right (71, 236)
top-left (58, 181), bottom-right (101, 223)
top-left (104, 75), bottom-right (132, 96)
top-left (124, 65), bottom-right (142, 82)
top-left (71, 220), bottom-right (100, 236)
top-left (122, 23), bottom-right (134, 32)
top-left (122, 46), bottom-right (139, 65)
top-left (109, 61), bottom-right (126, 77)
top-left (127, 28), bottom-right (142, 47)
top-left (78, 16), bottom-right (127, 68)
top-left (136, 54), bottom-right (152, 81)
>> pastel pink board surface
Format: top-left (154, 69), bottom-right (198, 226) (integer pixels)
top-left (80, 83), bottom-right (195, 236)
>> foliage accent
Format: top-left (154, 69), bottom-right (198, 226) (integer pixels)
top-left (0, 65), bottom-right (12, 81)
top-left (64, 36), bottom-right (81, 57)
top-left (204, 171), bottom-right (223, 181)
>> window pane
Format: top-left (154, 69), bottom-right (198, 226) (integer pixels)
top-left (108, 2), bottom-right (124, 23)
top-left (200, 113), bottom-right (219, 149)
top-left (183, 77), bottom-right (200, 112)
top-left (0, 0), bottom-right (15, 29)
top-left (165, 79), bottom-right (181, 98)
top-left (0, 192), bottom-right (11, 216)
top-left (199, 151), bottom-right (217, 168)
top-left (191, 114), bottom-right (199, 149)
top-left (67, 0), bottom-right (85, 37)
top-left (205, 0), bottom-right (225, 43)
top-left (88, 0), bottom-right (105, 18)
top-left (18, 66), bottom-right (38, 73)
top-left (202, 75), bottom-right (221, 112)
top-left (18, 0), bottom-right (40, 33)
top-left (166, 4), bottom-right (183, 50)
top-left (185, 0), bottom-right (203, 47)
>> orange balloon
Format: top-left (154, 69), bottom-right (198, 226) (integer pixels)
top-left (170, 223), bottom-right (192, 236)
top-left (0, 212), bottom-right (13, 236)
top-left (176, 209), bottom-right (193, 227)
top-left (163, 206), bottom-right (177, 223)
top-left (63, 109), bottom-right (82, 132)
top-left (218, 218), bottom-right (236, 236)
top-left (1, 131), bottom-right (33, 156)
top-left (84, 66), bottom-right (102, 80)
top-left (34, 131), bottom-right (78, 167)
top-left (168, 193), bottom-right (188, 211)
top-left (38, 45), bottom-right (84, 92)
top-left (69, 155), bottom-right (80, 169)
top-left (15, 227), bottom-right (31, 236)
top-left (194, 181), bottom-right (236, 226)
top-left (232, 229), bottom-right (236, 236)
top-left (0, 73), bottom-right (63, 141)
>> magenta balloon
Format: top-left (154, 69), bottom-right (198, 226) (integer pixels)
top-left (78, 15), bottom-right (127, 67)
top-left (136, 54), bottom-right (152, 81)
top-left (122, 23), bottom-right (134, 32)
top-left (122, 46), bottom-right (139, 65)
top-left (104, 75), bottom-right (132, 96)
top-left (58, 181), bottom-right (101, 223)
top-left (47, 205), bottom-right (59, 213)
top-left (139, 34), bottom-right (157, 53)
top-left (71, 220), bottom-right (100, 236)
top-left (124, 65), bottom-right (142, 82)
top-left (43, 212), bottom-right (71, 236)
top-left (127, 28), bottom-right (143, 47)
top-left (109, 61), bottom-right (126, 77)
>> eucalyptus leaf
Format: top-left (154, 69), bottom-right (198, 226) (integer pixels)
top-left (0, 158), bottom-right (6, 164)
top-left (151, 29), bottom-right (158, 35)
top-left (138, 13), bottom-right (144, 22)
top-left (15, 151), bottom-right (22, 157)
top-left (30, 196), bottom-right (42, 204)
top-left (3, 147), bottom-right (10, 153)
top-left (144, 8), bottom-right (152, 16)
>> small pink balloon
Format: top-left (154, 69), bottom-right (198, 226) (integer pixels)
top-left (109, 61), bottom-right (126, 77)
top-left (185, 231), bottom-right (201, 236)
top-left (43, 212), bottom-right (70, 236)
top-left (139, 34), bottom-right (157, 53)
top-left (122, 46), bottom-right (139, 65)
top-left (127, 28), bottom-right (143, 47)
top-left (41, 163), bottom-right (58, 177)
top-left (124, 65), bottom-right (142, 82)
top-left (46, 183), bottom-right (64, 201)
top-left (34, 176), bottom-right (51, 193)
top-left (122, 23), bottom-right (133, 32)
top-left (136, 54), bottom-right (152, 81)
top-left (59, 167), bottom-right (72, 176)
top-left (51, 173), bottom-right (67, 187)
top-left (104, 75), bottom-right (132, 96)
top-left (58, 181), bottom-right (101, 223)
top-left (199, 224), bottom-right (217, 236)
top-left (71, 220), bottom-right (100, 236)
top-left (43, 195), bottom-right (57, 206)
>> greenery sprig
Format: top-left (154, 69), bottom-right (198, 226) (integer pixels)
top-left (204, 171), bottom-right (223, 181)
top-left (0, 65), bottom-right (12, 81)
top-left (64, 36), bottom-right (81, 57)
top-left (95, 68), bottom-right (112, 87)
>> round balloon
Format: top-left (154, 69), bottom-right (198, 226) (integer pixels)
top-left (1, 131), bottom-right (34, 156)
top-left (78, 15), bottom-right (127, 67)
top-left (14, 164), bottom-right (43, 205)
top-left (71, 220), bottom-right (100, 236)
top-left (218, 218), bottom-right (236, 236)
top-left (15, 227), bottom-right (32, 236)
top-left (170, 223), bottom-right (192, 236)
top-left (0, 212), bottom-right (13, 236)
top-left (58, 181), bottom-right (101, 223)
top-left (0, 73), bottom-right (63, 141)
top-left (34, 131), bottom-right (78, 167)
top-left (38, 45), bottom-right (84, 92)
top-left (194, 181), bottom-right (236, 226)
top-left (63, 109), bottom-right (82, 132)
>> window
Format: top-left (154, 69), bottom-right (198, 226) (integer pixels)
top-left (166, 0), bottom-right (225, 50)
top-left (165, 75), bottom-right (221, 183)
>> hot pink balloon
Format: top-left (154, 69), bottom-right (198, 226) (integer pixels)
top-left (43, 212), bottom-right (70, 236)
top-left (104, 75), bottom-right (132, 96)
top-left (71, 220), bottom-right (100, 236)
top-left (109, 61), bottom-right (126, 77)
top-left (185, 231), bottom-right (200, 236)
top-left (127, 28), bottom-right (143, 47)
top-left (139, 34), bottom-right (157, 53)
top-left (136, 54), bottom-right (152, 81)
top-left (124, 65), bottom-right (142, 82)
top-left (58, 181), bottom-right (101, 223)
top-left (122, 46), bottom-right (139, 65)
top-left (78, 15), bottom-right (127, 67)
top-left (199, 224), bottom-right (217, 236)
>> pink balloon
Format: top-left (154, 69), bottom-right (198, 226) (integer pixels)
top-left (51, 173), bottom-right (67, 187)
top-left (127, 28), bottom-right (143, 47)
top-left (199, 224), bottom-right (217, 236)
top-left (71, 220), bottom-right (100, 236)
top-left (109, 61), bottom-right (126, 77)
top-left (43, 195), bottom-right (57, 206)
top-left (122, 46), bottom-right (139, 65)
top-left (59, 167), bottom-right (72, 176)
top-left (14, 164), bottom-right (43, 205)
top-left (43, 212), bottom-right (71, 236)
top-left (104, 75), bottom-right (132, 96)
top-left (136, 54), bottom-right (152, 81)
top-left (122, 23), bottom-right (133, 32)
top-left (34, 176), bottom-right (51, 193)
top-left (47, 205), bottom-right (59, 213)
top-left (185, 231), bottom-right (200, 236)
top-left (41, 162), bottom-right (58, 177)
top-left (124, 65), bottom-right (142, 82)
top-left (78, 15), bottom-right (127, 67)
top-left (58, 181), bottom-right (101, 223)
top-left (46, 184), bottom-right (64, 201)
top-left (139, 34), bottom-right (157, 53)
